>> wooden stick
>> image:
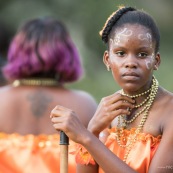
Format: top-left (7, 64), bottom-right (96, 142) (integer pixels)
top-left (60, 131), bottom-right (69, 173)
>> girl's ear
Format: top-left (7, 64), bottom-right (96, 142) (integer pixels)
top-left (103, 50), bottom-right (111, 71)
top-left (103, 50), bottom-right (110, 65)
top-left (154, 52), bottom-right (161, 70)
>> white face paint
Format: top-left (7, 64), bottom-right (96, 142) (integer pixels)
top-left (145, 59), bottom-right (152, 69)
top-left (114, 28), bottom-right (133, 45)
top-left (109, 26), bottom-right (155, 70)
top-left (109, 28), bottom-right (133, 55)
top-left (138, 33), bottom-right (152, 48)
top-left (138, 33), bottom-right (155, 69)
top-left (145, 53), bottom-right (155, 70)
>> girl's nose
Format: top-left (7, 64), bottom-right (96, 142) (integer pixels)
top-left (125, 55), bottom-right (137, 69)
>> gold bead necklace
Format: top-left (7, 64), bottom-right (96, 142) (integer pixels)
top-left (121, 87), bottom-right (151, 98)
top-left (120, 76), bottom-right (157, 124)
top-left (134, 95), bottom-right (150, 108)
top-left (116, 76), bottom-right (159, 162)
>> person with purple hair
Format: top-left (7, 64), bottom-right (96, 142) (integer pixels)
top-left (0, 16), bottom-right (97, 173)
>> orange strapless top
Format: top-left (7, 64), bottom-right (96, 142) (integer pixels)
top-left (0, 133), bottom-right (76, 173)
top-left (75, 127), bottom-right (162, 173)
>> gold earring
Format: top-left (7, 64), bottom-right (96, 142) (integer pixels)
top-left (155, 65), bottom-right (158, 70)
top-left (107, 65), bottom-right (110, 71)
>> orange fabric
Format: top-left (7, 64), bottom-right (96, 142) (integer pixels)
top-left (0, 133), bottom-right (76, 173)
top-left (72, 144), bottom-right (96, 165)
top-left (75, 128), bottom-right (161, 173)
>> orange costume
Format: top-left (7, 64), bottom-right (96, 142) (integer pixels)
top-left (76, 127), bottom-right (161, 173)
top-left (0, 133), bottom-right (76, 173)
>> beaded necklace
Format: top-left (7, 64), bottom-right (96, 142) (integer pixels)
top-left (116, 76), bottom-right (159, 162)
top-left (121, 87), bottom-right (151, 98)
top-left (12, 78), bottom-right (60, 87)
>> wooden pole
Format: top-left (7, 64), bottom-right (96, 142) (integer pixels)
top-left (60, 131), bottom-right (69, 173)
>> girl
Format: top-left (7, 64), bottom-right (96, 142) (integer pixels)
top-left (51, 6), bottom-right (173, 173)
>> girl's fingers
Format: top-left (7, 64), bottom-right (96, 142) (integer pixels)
top-left (101, 93), bottom-right (135, 107)
top-left (50, 105), bottom-right (73, 118)
top-left (51, 116), bottom-right (64, 123)
top-left (51, 115), bottom-right (72, 132)
top-left (112, 100), bottom-right (134, 110)
top-left (55, 105), bottom-right (73, 111)
top-left (52, 123), bottom-right (66, 132)
top-left (103, 99), bottom-right (134, 114)
top-left (109, 109), bottom-right (130, 120)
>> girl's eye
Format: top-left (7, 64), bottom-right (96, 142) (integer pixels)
top-left (138, 52), bottom-right (148, 58)
top-left (115, 51), bottom-right (125, 57)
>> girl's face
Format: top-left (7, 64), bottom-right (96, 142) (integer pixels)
top-left (103, 24), bottom-right (160, 94)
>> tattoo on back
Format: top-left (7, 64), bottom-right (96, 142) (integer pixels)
top-left (27, 90), bottom-right (53, 118)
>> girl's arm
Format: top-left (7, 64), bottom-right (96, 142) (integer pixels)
top-left (76, 127), bottom-right (137, 173)
top-left (50, 93), bottom-right (135, 172)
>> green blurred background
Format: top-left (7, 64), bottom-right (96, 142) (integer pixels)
top-left (0, 0), bottom-right (173, 102)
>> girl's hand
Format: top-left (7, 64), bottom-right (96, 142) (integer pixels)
top-left (87, 92), bottom-right (134, 136)
top-left (50, 105), bottom-right (89, 144)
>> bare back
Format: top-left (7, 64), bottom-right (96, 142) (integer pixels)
top-left (0, 85), bottom-right (97, 135)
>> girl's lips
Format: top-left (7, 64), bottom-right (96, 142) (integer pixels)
top-left (122, 72), bottom-right (139, 81)
top-left (123, 75), bottom-right (139, 80)
top-left (122, 72), bottom-right (139, 77)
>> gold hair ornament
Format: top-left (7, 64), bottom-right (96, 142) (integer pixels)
top-left (12, 78), bottom-right (60, 87)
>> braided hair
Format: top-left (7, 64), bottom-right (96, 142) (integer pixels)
top-left (99, 6), bottom-right (160, 52)
top-left (100, 7), bottom-right (136, 43)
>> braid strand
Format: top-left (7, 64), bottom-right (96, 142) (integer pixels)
top-left (100, 6), bottom-right (136, 43)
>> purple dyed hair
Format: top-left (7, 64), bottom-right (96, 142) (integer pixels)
top-left (3, 16), bottom-right (83, 83)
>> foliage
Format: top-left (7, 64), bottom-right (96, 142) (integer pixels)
top-left (0, 0), bottom-right (173, 102)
